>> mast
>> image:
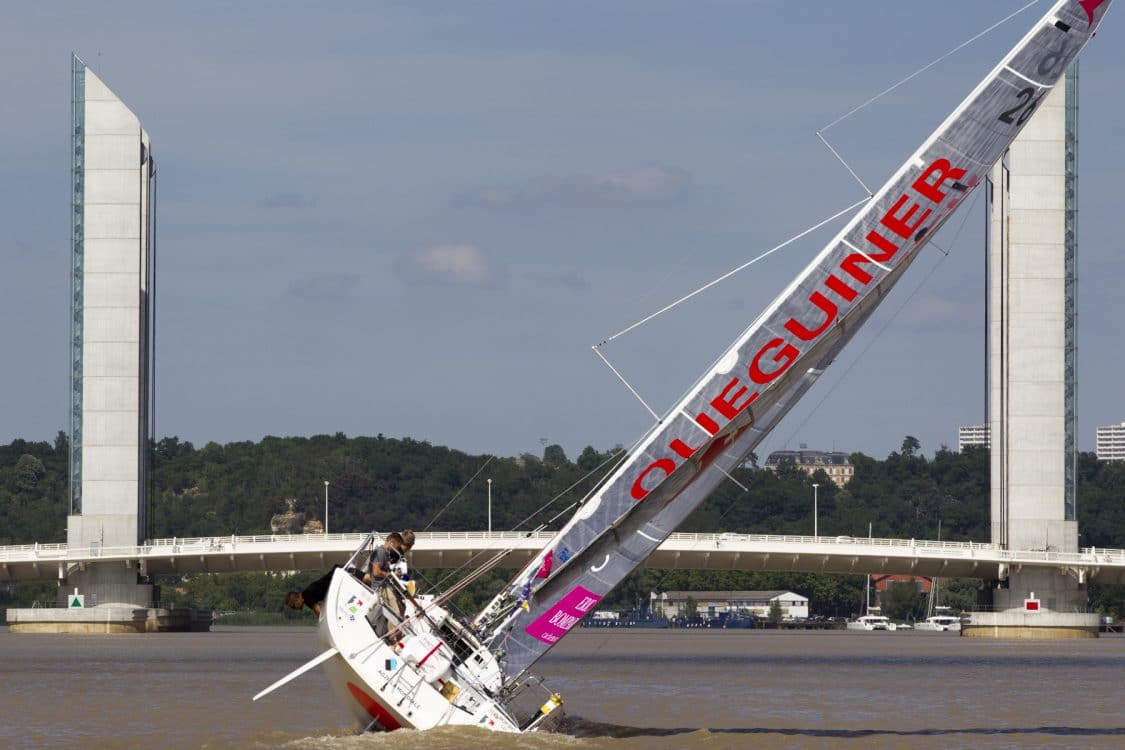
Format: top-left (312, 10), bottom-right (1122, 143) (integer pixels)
top-left (478, 0), bottom-right (1113, 681)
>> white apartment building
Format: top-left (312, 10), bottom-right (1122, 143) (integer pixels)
top-left (1096, 423), bottom-right (1125, 461)
top-left (958, 424), bottom-right (991, 452)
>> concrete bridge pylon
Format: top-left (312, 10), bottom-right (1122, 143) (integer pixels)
top-left (969, 64), bottom-right (1098, 638)
top-left (5, 57), bottom-right (190, 633)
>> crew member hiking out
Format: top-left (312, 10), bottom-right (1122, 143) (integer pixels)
top-left (285, 566), bottom-right (341, 617)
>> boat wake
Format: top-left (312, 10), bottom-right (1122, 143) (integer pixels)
top-left (561, 716), bottom-right (1125, 741)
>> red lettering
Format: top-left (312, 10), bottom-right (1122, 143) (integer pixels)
top-left (710, 377), bottom-right (757, 421)
top-left (695, 413), bottom-right (721, 436)
top-left (630, 458), bottom-right (677, 501)
top-left (784, 291), bottom-right (838, 341)
top-left (839, 254), bottom-right (875, 285)
top-left (865, 229), bottom-right (898, 261)
top-left (670, 438), bottom-right (699, 459)
top-left (824, 274), bottom-right (859, 302)
top-left (880, 194), bottom-right (931, 239)
top-left (912, 158), bottom-right (966, 204)
top-left (749, 338), bottom-right (799, 385)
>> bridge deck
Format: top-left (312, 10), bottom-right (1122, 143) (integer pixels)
top-left (2, 532), bottom-right (1123, 584)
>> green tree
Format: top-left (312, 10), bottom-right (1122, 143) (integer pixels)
top-left (901, 435), bottom-right (921, 457)
top-left (768, 599), bottom-right (783, 623)
top-left (542, 444), bottom-right (569, 466)
top-left (14, 455), bottom-right (46, 492)
top-left (882, 580), bottom-right (926, 622)
top-left (684, 596), bottom-right (698, 619)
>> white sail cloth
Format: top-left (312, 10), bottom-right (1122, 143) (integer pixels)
top-left (477, 0), bottom-right (1113, 681)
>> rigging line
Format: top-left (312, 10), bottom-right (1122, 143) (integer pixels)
top-left (425, 449), bottom-right (626, 594)
top-left (509, 447), bottom-right (627, 533)
top-left (820, 0), bottom-right (1042, 133)
top-left (425, 546), bottom-right (516, 597)
top-left (424, 521), bottom-right (556, 594)
top-left (596, 196), bottom-right (870, 346)
top-left (816, 131), bottom-right (873, 197)
top-left (422, 455), bottom-right (494, 531)
top-left (592, 346), bottom-right (660, 422)
top-left (423, 547), bottom-right (513, 608)
top-left (714, 463), bottom-right (749, 493)
top-left (778, 189), bottom-right (984, 451)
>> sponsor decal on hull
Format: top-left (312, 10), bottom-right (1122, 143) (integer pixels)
top-left (525, 585), bottom-right (602, 643)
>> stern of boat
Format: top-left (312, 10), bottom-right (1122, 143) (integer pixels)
top-left (318, 568), bottom-right (524, 733)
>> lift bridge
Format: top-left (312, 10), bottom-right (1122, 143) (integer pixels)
top-left (3, 531), bottom-right (1123, 587)
top-left (10, 19), bottom-right (1121, 635)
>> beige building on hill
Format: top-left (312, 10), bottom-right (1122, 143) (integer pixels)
top-left (763, 450), bottom-right (853, 487)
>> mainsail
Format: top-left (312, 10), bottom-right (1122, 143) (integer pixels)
top-left (477, 0), bottom-right (1112, 680)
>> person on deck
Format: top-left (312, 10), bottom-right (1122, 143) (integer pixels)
top-left (363, 531), bottom-right (413, 587)
top-left (364, 530), bottom-right (415, 636)
top-left (285, 565), bottom-right (341, 617)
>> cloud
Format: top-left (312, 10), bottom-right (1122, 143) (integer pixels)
top-left (460, 165), bottom-right (691, 210)
top-left (394, 244), bottom-right (504, 288)
top-left (534, 270), bottom-right (589, 291)
top-left (286, 273), bottom-right (361, 301)
top-left (264, 192), bottom-right (315, 209)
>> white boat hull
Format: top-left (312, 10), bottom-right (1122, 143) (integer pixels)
top-left (315, 569), bottom-right (549, 733)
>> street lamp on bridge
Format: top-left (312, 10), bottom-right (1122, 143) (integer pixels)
top-left (812, 483), bottom-right (819, 538)
top-left (487, 478), bottom-right (492, 534)
top-left (324, 480), bottom-right (330, 535)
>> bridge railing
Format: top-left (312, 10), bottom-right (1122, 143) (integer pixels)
top-left (1, 532), bottom-right (1123, 567)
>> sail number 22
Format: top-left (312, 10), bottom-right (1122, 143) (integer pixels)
top-left (997, 87), bottom-right (1046, 127)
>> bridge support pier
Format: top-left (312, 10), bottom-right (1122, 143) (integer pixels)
top-left (6, 560), bottom-right (211, 633)
top-left (7, 602), bottom-right (211, 633)
top-left (970, 67), bottom-right (1098, 639)
top-left (963, 569), bottom-right (1098, 639)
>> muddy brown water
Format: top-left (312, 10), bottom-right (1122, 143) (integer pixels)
top-left (1, 626), bottom-right (1122, 749)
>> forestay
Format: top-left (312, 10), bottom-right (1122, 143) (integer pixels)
top-left (476, 0), bottom-right (1112, 681)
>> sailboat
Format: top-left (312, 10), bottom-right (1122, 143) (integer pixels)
top-left (254, 0), bottom-right (1112, 732)
top-left (917, 577), bottom-right (963, 631)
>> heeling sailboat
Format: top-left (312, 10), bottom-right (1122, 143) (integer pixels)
top-left (475, 0), bottom-right (1112, 683)
top-left (253, 0), bottom-right (1111, 733)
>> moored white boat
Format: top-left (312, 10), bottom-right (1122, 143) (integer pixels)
top-left (915, 615), bottom-right (963, 632)
top-left (846, 615), bottom-right (892, 631)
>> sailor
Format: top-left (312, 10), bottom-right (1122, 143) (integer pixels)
top-left (364, 530), bottom-right (415, 637)
top-left (285, 565), bottom-right (341, 617)
top-left (363, 530), bottom-right (414, 587)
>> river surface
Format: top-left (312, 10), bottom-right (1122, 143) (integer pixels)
top-left (1, 626), bottom-right (1122, 749)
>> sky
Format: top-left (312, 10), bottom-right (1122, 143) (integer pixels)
top-left (1, 1), bottom-right (1122, 463)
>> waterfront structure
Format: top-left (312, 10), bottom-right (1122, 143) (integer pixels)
top-left (66, 54), bottom-right (155, 608)
top-left (976, 65), bottom-right (1095, 636)
top-left (763, 450), bottom-right (853, 487)
top-left (657, 590), bottom-right (809, 621)
top-left (958, 424), bottom-right (991, 452)
top-left (1095, 423), bottom-right (1125, 461)
top-left (8, 57), bottom-right (160, 631)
